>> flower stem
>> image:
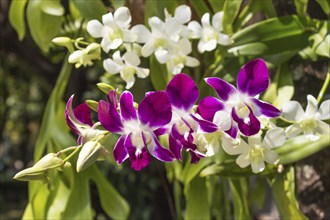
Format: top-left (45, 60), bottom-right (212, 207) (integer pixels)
top-left (63, 146), bottom-right (82, 163)
top-left (317, 72), bottom-right (330, 104)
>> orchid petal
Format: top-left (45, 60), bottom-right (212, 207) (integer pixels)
top-left (141, 41), bottom-right (155, 57)
top-left (201, 13), bottom-right (210, 27)
top-left (213, 110), bottom-right (231, 131)
top-left (251, 161), bottom-right (265, 173)
top-left (218, 33), bottom-right (233, 46)
top-left (174, 5), bottom-right (191, 24)
top-left (205, 77), bottom-right (237, 101)
top-left (185, 56), bottom-right (200, 67)
top-left (125, 133), bottom-right (150, 171)
top-left (282, 101), bottom-right (304, 121)
top-left (86, 20), bottom-right (103, 38)
top-left (250, 98), bottom-right (281, 118)
top-left (169, 134), bottom-right (183, 161)
top-left (114, 7), bottom-right (131, 28)
top-left (98, 100), bottom-right (124, 133)
top-left (166, 74), bottom-right (199, 111)
top-left (113, 135), bottom-right (128, 164)
top-left (187, 21), bottom-right (202, 38)
top-left (102, 12), bottom-right (114, 26)
top-left (285, 123), bottom-right (302, 138)
top-left (262, 128), bottom-right (286, 148)
top-left (65, 95), bottom-right (80, 135)
top-left (123, 51), bottom-right (140, 67)
top-left (317, 100), bottom-right (330, 120)
top-left (212, 12), bottom-right (223, 31)
top-left (138, 91), bottom-right (172, 129)
top-left (148, 133), bottom-right (175, 162)
top-left (120, 91), bottom-right (138, 121)
top-left (232, 107), bottom-right (260, 136)
top-left (74, 103), bottom-right (93, 126)
top-left (197, 96), bottom-right (224, 121)
top-left (131, 25), bottom-right (151, 43)
top-left (107, 90), bottom-right (118, 107)
top-left (305, 95), bottom-right (318, 116)
top-left (236, 152), bottom-right (250, 168)
top-left (103, 58), bottom-right (121, 74)
top-left (136, 67), bottom-right (150, 79)
top-left (189, 150), bottom-right (204, 163)
top-left (263, 149), bottom-right (279, 164)
top-left (225, 123), bottom-right (239, 138)
top-left (315, 120), bottom-right (330, 135)
top-left (222, 137), bottom-right (248, 155)
top-left (198, 39), bottom-right (217, 53)
top-left (190, 114), bottom-right (218, 133)
top-left (237, 58), bottom-right (269, 96)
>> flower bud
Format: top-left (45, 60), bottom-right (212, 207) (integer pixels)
top-left (85, 100), bottom-right (98, 112)
top-left (52, 37), bottom-right (74, 52)
top-left (76, 141), bottom-right (108, 172)
top-left (13, 153), bottom-right (70, 182)
top-left (97, 83), bottom-right (115, 94)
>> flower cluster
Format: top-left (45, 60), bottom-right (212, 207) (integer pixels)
top-left (53, 6), bottom-right (232, 89)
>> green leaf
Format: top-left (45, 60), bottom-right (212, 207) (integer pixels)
top-left (228, 177), bottom-right (252, 220)
top-left (184, 177), bottom-right (210, 220)
top-left (144, 0), bottom-right (166, 24)
top-left (222, 0), bottom-right (243, 34)
top-left (22, 203), bottom-right (34, 220)
top-left (111, 0), bottom-right (126, 9)
top-left (71, 0), bottom-right (106, 20)
top-left (189, 0), bottom-right (210, 18)
top-left (9, 0), bottom-right (27, 41)
top-left (47, 179), bottom-right (71, 219)
top-left (294, 0), bottom-right (308, 17)
top-left (231, 16), bottom-right (305, 45)
top-left (26, 0), bottom-right (63, 52)
top-left (252, 0), bottom-right (277, 18)
top-left (250, 177), bottom-right (266, 209)
top-left (41, 0), bottom-right (64, 16)
top-left (209, 0), bottom-right (225, 12)
top-left (315, 0), bottom-right (330, 15)
top-left (267, 165), bottom-right (308, 220)
top-left (149, 55), bottom-right (168, 90)
top-left (89, 165), bottom-right (130, 219)
top-left (62, 172), bottom-right (93, 219)
top-left (182, 157), bottom-right (212, 187)
top-left (30, 182), bottom-right (51, 219)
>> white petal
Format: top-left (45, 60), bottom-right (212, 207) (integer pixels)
top-left (112, 51), bottom-right (123, 64)
top-left (185, 56), bottom-right (200, 67)
top-left (114, 7), bottom-right (131, 28)
top-left (285, 123), bottom-right (302, 138)
top-left (212, 11), bottom-right (223, 31)
top-left (103, 58), bottom-right (121, 74)
top-left (136, 67), bottom-right (150, 78)
top-left (248, 134), bottom-right (262, 146)
top-left (131, 25), bottom-right (151, 43)
top-left (251, 161), bottom-right (265, 173)
top-left (123, 29), bottom-right (137, 43)
top-left (174, 5), bottom-right (191, 24)
top-left (213, 111), bottom-right (231, 131)
top-left (86, 20), bottom-right (103, 38)
top-left (305, 95), bottom-right (318, 116)
top-left (262, 127), bottom-right (286, 148)
top-left (178, 38), bottom-right (192, 54)
top-left (218, 33), bottom-right (233, 46)
top-left (236, 152), bottom-right (250, 168)
top-left (121, 71), bottom-right (135, 89)
top-left (100, 37), bottom-right (111, 53)
top-left (188, 21), bottom-right (202, 38)
top-left (123, 51), bottom-right (140, 66)
top-left (68, 50), bottom-right (83, 63)
top-left (141, 41), bottom-right (155, 57)
top-left (109, 38), bottom-right (123, 50)
top-left (164, 19), bottom-right (181, 40)
top-left (222, 137), bottom-right (249, 155)
top-left (155, 49), bottom-right (169, 63)
top-left (198, 39), bottom-right (217, 53)
top-left (315, 120), bottom-right (330, 135)
top-left (102, 12), bottom-right (114, 26)
top-left (149, 16), bottom-right (164, 33)
top-left (282, 101), bottom-right (305, 121)
top-left (317, 100), bottom-right (330, 120)
top-left (201, 13), bottom-right (210, 27)
top-left (264, 149), bottom-right (279, 164)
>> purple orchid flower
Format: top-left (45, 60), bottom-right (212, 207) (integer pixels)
top-left (197, 58), bottom-right (281, 138)
top-left (164, 73), bottom-right (218, 163)
top-left (65, 95), bottom-right (107, 144)
top-left (98, 90), bottom-right (175, 170)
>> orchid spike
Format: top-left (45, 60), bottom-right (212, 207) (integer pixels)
top-left (197, 58), bottom-right (281, 138)
top-left (98, 90), bottom-right (175, 170)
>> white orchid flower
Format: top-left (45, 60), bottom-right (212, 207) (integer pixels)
top-left (87, 7), bottom-right (137, 53)
top-left (68, 43), bottom-right (101, 68)
top-left (164, 5), bottom-right (192, 37)
top-left (188, 12), bottom-right (233, 53)
top-left (193, 131), bottom-right (222, 157)
top-left (282, 95), bottom-right (330, 141)
top-left (222, 128), bottom-right (286, 173)
top-left (103, 51), bottom-right (149, 89)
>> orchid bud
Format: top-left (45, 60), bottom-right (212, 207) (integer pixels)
top-left (13, 153), bottom-right (69, 182)
top-left (97, 83), bottom-right (115, 94)
top-left (76, 141), bottom-right (108, 172)
top-left (85, 100), bottom-right (98, 112)
top-left (52, 37), bottom-right (74, 52)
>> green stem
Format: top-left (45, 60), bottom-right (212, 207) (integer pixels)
top-left (317, 72), bottom-right (330, 104)
top-left (63, 146), bottom-right (82, 163)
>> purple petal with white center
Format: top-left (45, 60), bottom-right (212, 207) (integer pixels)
top-left (74, 103), bottom-right (93, 126)
top-left (125, 133), bottom-right (150, 171)
top-left (190, 114), bottom-right (218, 132)
top-left (237, 59), bottom-right (269, 96)
top-left (205, 77), bottom-right (237, 101)
top-left (154, 127), bottom-right (169, 136)
top-left (166, 73), bottom-right (199, 111)
top-left (196, 96), bottom-right (224, 121)
top-left (232, 107), bottom-right (260, 136)
top-left (250, 98), bottom-right (281, 118)
top-left (113, 135), bottom-right (128, 164)
top-left (148, 133), bottom-right (175, 162)
top-left (107, 90), bottom-right (118, 107)
top-left (120, 91), bottom-right (138, 121)
top-left (98, 100), bottom-right (124, 133)
top-left (169, 134), bottom-right (183, 161)
top-left (65, 95), bottom-right (80, 135)
top-left (138, 91), bottom-right (172, 129)
top-left (225, 122), bottom-right (239, 138)
top-left (188, 150), bottom-right (204, 163)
